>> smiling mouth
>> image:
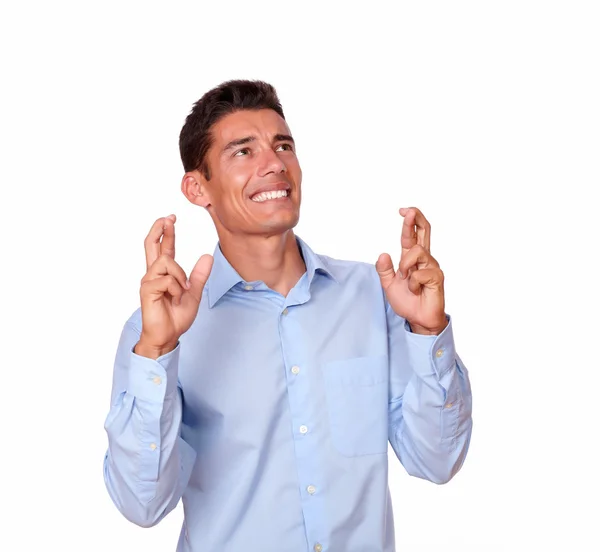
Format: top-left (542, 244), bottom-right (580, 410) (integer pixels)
top-left (250, 189), bottom-right (290, 203)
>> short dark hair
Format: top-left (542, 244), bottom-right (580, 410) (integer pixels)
top-left (179, 79), bottom-right (286, 179)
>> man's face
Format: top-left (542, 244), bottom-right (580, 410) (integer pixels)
top-left (201, 108), bottom-right (302, 236)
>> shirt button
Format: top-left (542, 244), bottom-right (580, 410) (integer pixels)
top-left (244, 284), bottom-right (253, 290)
top-left (150, 443), bottom-right (157, 450)
top-left (152, 376), bottom-right (162, 385)
top-left (299, 425), bottom-right (308, 434)
top-left (291, 366), bottom-right (300, 375)
top-left (314, 545), bottom-right (323, 552)
top-left (435, 349), bottom-right (444, 358)
top-left (282, 308), bottom-right (289, 315)
top-left (307, 485), bottom-right (316, 495)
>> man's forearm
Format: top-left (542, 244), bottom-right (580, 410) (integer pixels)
top-left (387, 312), bottom-right (473, 483)
top-left (103, 385), bottom-right (195, 527)
top-left (389, 356), bottom-right (472, 484)
top-left (103, 320), bottom-right (194, 527)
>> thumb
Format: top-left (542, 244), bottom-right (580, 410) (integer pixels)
top-left (187, 254), bottom-right (214, 302)
top-left (375, 253), bottom-right (396, 290)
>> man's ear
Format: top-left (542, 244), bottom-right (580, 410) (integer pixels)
top-left (181, 170), bottom-right (211, 208)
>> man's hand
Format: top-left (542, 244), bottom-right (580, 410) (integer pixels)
top-left (376, 207), bottom-right (448, 335)
top-left (136, 214), bottom-right (214, 358)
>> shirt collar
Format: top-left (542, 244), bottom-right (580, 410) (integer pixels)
top-left (206, 235), bottom-right (338, 308)
top-left (295, 235), bottom-right (338, 288)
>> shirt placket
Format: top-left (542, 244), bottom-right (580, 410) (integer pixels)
top-left (278, 292), bottom-right (329, 552)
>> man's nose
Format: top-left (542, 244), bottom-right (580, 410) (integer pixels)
top-left (257, 148), bottom-right (286, 176)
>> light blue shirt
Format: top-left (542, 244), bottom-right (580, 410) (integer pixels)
top-left (103, 236), bottom-right (473, 552)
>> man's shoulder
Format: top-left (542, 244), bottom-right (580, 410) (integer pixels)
top-left (316, 251), bottom-right (379, 284)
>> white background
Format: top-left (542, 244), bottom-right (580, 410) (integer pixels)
top-left (1, 1), bottom-right (598, 551)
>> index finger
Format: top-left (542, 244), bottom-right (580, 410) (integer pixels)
top-left (144, 214), bottom-right (176, 271)
top-left (400, 207), bottom-right (431, 255)
top-left (161, 215), bottom-right (177, 259)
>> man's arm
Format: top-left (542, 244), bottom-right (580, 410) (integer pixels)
top-left (103, 316), bottom-right (196, 527)
top-left (387, 306), bottom-right (473, 484)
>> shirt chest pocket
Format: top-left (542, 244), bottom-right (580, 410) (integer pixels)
top-left (323, 355), bottom-right (389, 457)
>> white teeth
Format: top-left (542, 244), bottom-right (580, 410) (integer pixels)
top-left (251, 189), bottom-right (289, 202)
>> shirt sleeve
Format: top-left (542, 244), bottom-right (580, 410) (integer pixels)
top-left (386, 303), bottom-right (473, 484)
top-left (103, 313), bottom-right (197, 527)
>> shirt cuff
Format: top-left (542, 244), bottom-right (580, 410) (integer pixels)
top-left (127, 341), bottom-right (181, 402)
top-left (403, 314), bottom-right (456, 380)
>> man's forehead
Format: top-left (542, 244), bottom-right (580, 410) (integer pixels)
top-left (212, 109), bottom-right (290, 143)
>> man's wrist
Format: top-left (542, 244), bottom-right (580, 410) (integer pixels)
top-left (408, 316), bottom-right (449, 336)
top-left (134, 339), bottom-right (178, 360)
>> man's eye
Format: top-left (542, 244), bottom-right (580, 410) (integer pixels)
top-left (276, 143), bottom-right (293, 152)
top-left (234, 148), bottom-right (250, 157)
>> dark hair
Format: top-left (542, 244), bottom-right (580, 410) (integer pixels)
top-left (179, 79), bottom-right (286, 179)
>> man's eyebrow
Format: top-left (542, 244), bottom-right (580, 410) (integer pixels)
top-left (273, 134), bottom-right (295, 144)
top-left (222, 136), bottom-right (256, 153)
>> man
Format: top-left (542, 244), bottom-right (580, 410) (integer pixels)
top-left (103, 79), bottom-right (473, 552)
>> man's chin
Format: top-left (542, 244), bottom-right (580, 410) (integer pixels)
top-left (254, 213), bottom-right (300, 234)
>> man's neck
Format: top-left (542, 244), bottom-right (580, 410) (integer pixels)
top-left (218, 230), bottom-right (306, 297)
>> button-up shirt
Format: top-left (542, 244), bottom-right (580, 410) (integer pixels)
top-left (103, 236), bottom-right (473, 551)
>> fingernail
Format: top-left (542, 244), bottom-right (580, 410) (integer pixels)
top-left (186, 279), bottom-right (191, 289)
top-left (398, 271), bottom-right (403, 279)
